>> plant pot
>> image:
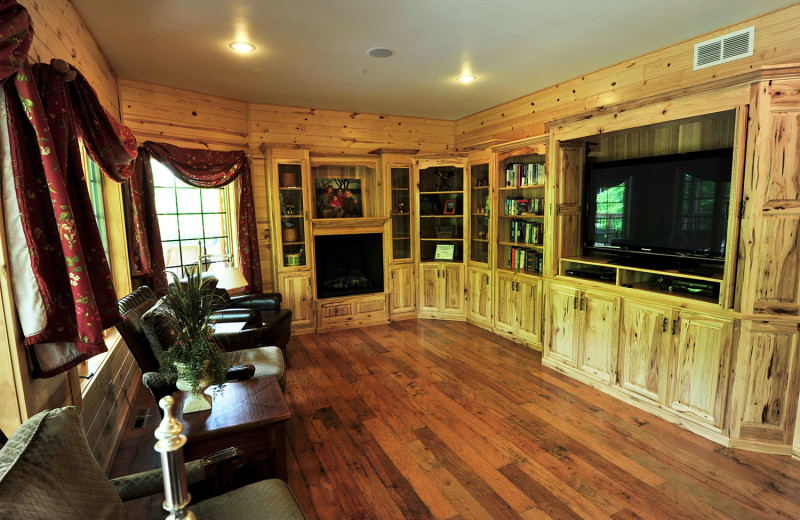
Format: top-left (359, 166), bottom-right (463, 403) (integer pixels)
top-left (175, 362), bottom-right (212, 413)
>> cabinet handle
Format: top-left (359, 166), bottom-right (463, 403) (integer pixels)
top-left (662, 317), bottom-right (668, 333)
top-left (486, 277), bottom-right (490, 286)
top-left (672, 319), bottom-right (677, 335)
top-left (573, 296), bottom-right (577, 309)
top-left (579, 297), bottom-right (584, 311)
top-left (516, 281), bottom-right (520, 291)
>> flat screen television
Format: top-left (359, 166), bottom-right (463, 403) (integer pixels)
top-left (583, 148), bottom-right (733, 264)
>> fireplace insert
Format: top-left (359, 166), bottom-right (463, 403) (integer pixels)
top-left (314, 233), bottom-right (384, 299)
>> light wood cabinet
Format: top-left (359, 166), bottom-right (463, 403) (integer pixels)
top-left (495, 271), bottom-right (542, 346)
top-left (466, 266), bottom-right (492, 326)
top-left (731, 321), bottom-right (800, 446)
top-left (578, 290), bottom-right (620, 384)
top-left (278, 272), bottom-right (315, 331)
top-left (389, 264), bottom-right (416, 316)
top-left (545, 282), bottom-right (620, 382)
top-left (670, 311), bottom-right (734, 429)
top-left (545, 282), bottom-right (580, 367)
top-left (418, 263), bottom-right (465, 317)
top-left (619, 299), bottom-right (673, 405)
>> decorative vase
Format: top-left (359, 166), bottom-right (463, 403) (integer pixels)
top-left (175, 362), bottom-right (212, 413)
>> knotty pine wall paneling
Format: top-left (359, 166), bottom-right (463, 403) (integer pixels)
top-left (455, 4), bottom-right (800, 149)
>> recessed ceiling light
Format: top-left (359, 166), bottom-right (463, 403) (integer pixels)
top-left (367, 47), bottom-right (394, 58)
top-left (229, 41), bottom-right (256, 53)
top-left (457, 74), bottom-right (477, 83)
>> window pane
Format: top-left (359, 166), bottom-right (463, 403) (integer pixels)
top-left (158, 214), bottom-right (179, 242)
top-left (151, 160), bottom-right (176, 187)
top-left (180, 241), bottom-right (201, 266)
top-left (155, 187), bottom-right (177, 214)
top-left (162, 241), bottom-right (182, 268)
top-left (204, 237), bottom-right (226, 258)
top-left (201, 189), bottom-right (224, 212)
top-left (178, 214), bottom-right (203, 239)
top-left (203, 213), bottom-right (225, 237)
top-left (177, 187), bottom-right (202, 214)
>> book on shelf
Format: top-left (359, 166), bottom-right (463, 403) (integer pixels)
top-left (510, 220), bottom-right (543, 245)
top-left (508, 247), bottom-right (543, 273)
top-left (504, 162), bottom-right (546, 188)
top-left (504, 197), bottom-right (544, 216)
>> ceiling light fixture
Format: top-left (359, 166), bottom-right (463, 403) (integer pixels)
top-left (457, 74), bottom-right (477, 83)
top-left (367, 47), bottom-right (394, 58)
top-left (229, 41), bottom-right (256, 53)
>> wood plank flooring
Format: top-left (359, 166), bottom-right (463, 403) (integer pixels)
top-left (111, 319), bottom-right (800, 519)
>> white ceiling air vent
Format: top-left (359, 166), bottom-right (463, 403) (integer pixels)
top-left (693, 26), bottom-right (754, 70)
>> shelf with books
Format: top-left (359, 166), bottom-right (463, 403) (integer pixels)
top-left (495, 149), bottom-right (547, 274)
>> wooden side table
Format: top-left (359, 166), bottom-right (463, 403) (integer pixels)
top-left (173, 375), bottom-right (290, 481)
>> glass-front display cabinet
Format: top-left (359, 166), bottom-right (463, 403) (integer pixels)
top-left (470, 161), bottom-right (490, 265)
top-left (276, 162), bottom-right (307, 268)
top-left (391, 167), bottom-right (412, 259)
top-left (418, 164), bottom-right (465, 263)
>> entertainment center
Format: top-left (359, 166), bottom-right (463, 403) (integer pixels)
top-left (261, 67), bottom-right (800, 456)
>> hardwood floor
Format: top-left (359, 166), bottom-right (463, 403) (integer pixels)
top-left (112, 319), bottom-right (800, 519)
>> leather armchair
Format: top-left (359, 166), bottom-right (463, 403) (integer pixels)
top-left (117, 286), bottom-right (285, 406)
top-left (0, 406), bottom-right (306, 520)
top-left (211, 289), bottom-right (292, 355)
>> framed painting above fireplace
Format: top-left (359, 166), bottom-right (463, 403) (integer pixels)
top-left (315, 178), bottom-right (363, 218)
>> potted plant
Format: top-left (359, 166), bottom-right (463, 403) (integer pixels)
top-left (158, 262), bottom-right (230, 413)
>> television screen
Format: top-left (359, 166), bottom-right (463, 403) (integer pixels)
top-left (583, 148), bottom-right (733, 262)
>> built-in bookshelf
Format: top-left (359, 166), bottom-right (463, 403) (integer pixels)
top-left (497, 157), bottom-right (546, 274)
top-left (277, 163), bottom-right (307, 267)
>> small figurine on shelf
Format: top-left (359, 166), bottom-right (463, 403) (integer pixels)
top-left (285, 200), bottom-right (297, 215)
top-left (477, 230), bottom-right (487, 239)
top-left (397, 201), bottom-right (406, 213)
top-left (434, 168), bottom-right (454, 191)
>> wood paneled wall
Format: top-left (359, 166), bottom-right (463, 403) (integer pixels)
top-left (455, 4), bottom-right (800, 149)
top-left (0, 1), bottom-right (136, 475)
top-left (26, 0), bottom-right (119, 116)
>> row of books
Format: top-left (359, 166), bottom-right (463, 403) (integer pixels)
top-left (509, 247), bottom-right (543, 273)
top-left (505, 162), bottom-right (546, 188)
top-left (504, 197), bottom-right (545, 216)
top-left (510, 220), bottom-right (543, 245)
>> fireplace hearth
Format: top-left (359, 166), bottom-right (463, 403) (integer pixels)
top-left (314, 233), bottom-right (383, 299)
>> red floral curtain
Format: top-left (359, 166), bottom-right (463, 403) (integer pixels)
top-left (126, 141), bottom-right (262, 293)
top-left (1, 28), bottom-right (137, 377)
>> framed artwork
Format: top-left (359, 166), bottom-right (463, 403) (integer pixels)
top-left (315, 178), bottom-right (363, 218)
top-left (434, 244), bottom-right (455, 260)
top-left (443, 199), bottom-right (457, 215)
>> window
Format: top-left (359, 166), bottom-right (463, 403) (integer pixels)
top-left (594, 182), bottom-right (626, 245)
top-left (151, 159), bottom-right (232, 277)
top-left (81, 152), bottom-right (111, 263)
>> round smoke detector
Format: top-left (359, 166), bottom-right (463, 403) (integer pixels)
top-left (367, 47), bottom-right (394, 58)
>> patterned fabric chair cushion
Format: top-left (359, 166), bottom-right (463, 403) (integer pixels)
top-left (190, 478), bottom-right (306, 519)
top-left (0, 407), bottom-right (125, 519)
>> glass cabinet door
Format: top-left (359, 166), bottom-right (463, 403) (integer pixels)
top-left (470, 162), bottom-right (490, 264)
top-left (277, 163), bottom-right (307, 267)
top-left (418, 165), bottom-right (464, 263)
top-left (391, 167), bottom-right (412, 260)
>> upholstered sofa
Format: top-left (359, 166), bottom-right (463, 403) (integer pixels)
top-left (210, 289), bottom-right (292, 355)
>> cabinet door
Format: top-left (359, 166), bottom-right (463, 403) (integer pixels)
top-left (670, 312), bottom-right (733, 428)
top-left (545, 283), bottom-right (580, 367)
top-left (441, 264), bottom-right (465, 314)
top-left (467, 267), bottom-right (492, 325)
top-left (730, 321), bottom-right (800, 446)
top-left (494, 272), bottom-right (516, 333)
top-left (619, 300), bottom-right (672, 404)
top-left (278, 272), bottom-right (315, 330)
top-left (578, 291), bottom-right (620, 384)
top-left (516, 276), bottom-right (542, 345)
top-left (389, 264), bottom-right (415, 315)
top-left (419, 264), bottom-right (441, 314)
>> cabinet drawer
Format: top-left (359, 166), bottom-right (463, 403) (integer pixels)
top-left (317, 294), bottom-right (388, 331)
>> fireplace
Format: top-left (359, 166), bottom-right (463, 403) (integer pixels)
top-left (314, 233), bottom-right (384, 299)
